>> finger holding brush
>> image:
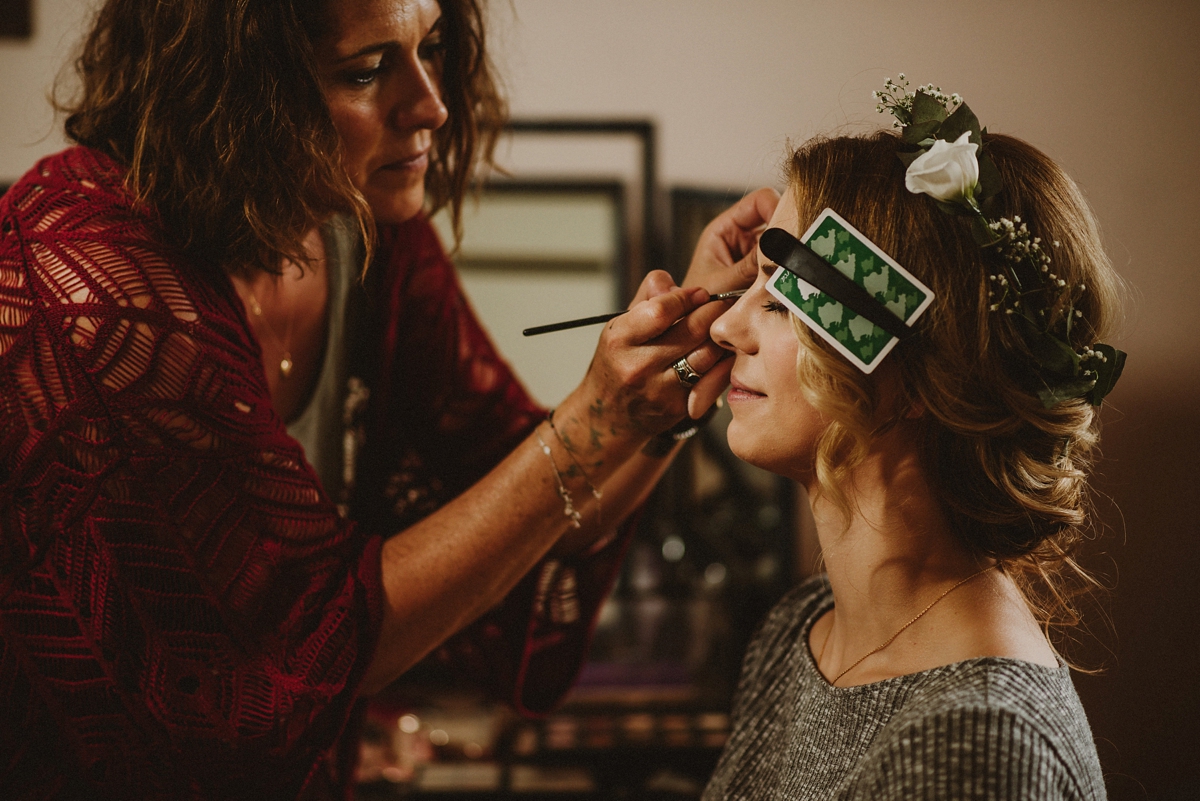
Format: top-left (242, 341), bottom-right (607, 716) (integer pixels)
top-left (621, 272), bottom-right (739, 425)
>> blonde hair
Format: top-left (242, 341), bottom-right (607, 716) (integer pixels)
top-left (786, 131), bottom-right (1120, 640)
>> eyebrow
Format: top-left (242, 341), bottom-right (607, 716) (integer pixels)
top-left (757, 249), bottom-right (775, 277)
top-left (334, 43), bottom-right (391, 64)
top-left (331, 15), bottom-right (443, 64)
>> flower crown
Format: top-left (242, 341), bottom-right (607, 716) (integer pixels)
top-left (874, 75), bottom-right (1125, 407)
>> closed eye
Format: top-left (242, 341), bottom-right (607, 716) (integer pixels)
top-left (763, 300), bottom-right (789, 315)
top-left (342, 65), bottom-right (384, 86)
top-left (418, 20), bottom-right (445, 64)
top-left (336, 48), bottom-right (391, 86)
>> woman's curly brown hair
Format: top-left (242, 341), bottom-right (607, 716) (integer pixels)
top-left (785, 131), bottom-right (1120, 648)
top-left (56, 0), bottom-right (505, 275)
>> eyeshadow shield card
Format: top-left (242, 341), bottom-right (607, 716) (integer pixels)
top-left (765, 208), bottom-right (934, 373)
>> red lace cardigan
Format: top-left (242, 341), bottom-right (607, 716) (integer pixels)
top-left (0, 148), bottom-right (630, 800)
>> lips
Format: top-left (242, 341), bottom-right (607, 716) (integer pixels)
top-left (379, 151), bottom-right (429, 172)
top-left (728, 376), bottom-right (765, 400)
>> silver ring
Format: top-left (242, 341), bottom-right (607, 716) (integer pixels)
top-left (671, 356), bottom-right (703, 387)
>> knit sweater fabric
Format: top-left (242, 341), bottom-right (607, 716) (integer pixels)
top-left (704, 577), bottom-right (1107, 800)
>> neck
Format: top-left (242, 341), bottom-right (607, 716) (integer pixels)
top-left (813, 433), bottom-right (981, 624)
top-left (228, 225), bottom-right (330, 421)
top-left (805, 420), bottom-right (1036, 684)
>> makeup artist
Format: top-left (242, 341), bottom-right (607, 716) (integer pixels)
top-left (0, 0), bottom-right (777, 798)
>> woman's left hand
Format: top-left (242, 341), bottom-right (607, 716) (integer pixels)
top-left (668, 187), bottom-right (779, 417)
top-left (682, 187), bottom-right (780, 293)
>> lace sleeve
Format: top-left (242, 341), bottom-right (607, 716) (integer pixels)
top-left (0, 148), bottom-right (383, 798)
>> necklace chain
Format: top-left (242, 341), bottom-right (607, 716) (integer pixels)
top-left (245, 287), bottom-right (295, 380)
top-left (820, 565), bottom-right (994, 686)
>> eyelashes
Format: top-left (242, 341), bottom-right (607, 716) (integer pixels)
top-left (342, 66), bottom-right (383, 86)
top-left (418, 19), bottom-right (445, 65)
top-left (763, 300), bottom-right (790, 315)
top-left (418, 38), bottom-right (444, 63)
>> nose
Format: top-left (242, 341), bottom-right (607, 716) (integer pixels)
top-left (391, 55), bottom-right (449, 133)
top-left (710, 290), bottom-right (756, 355)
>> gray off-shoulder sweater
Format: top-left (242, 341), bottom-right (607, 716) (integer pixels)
top-left (704, 577), bottom-right (1106, 800)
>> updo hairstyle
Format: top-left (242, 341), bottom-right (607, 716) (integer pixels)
top-left (786, 131), bottom-right (1120, 634)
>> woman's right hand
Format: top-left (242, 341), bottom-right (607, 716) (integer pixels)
top-left (560, 189), bottom-right (779, 442)
top-left (557, 271), bottom-right (729, 449)
top-left (367, 200), bottom-right (773, 694)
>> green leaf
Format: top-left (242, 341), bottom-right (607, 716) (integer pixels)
top-left (902, 120), bottom-right (942, 146)
top-left (902, 92), bottom-right (949, 145)
top-left (1084, 344), bottom-right (1127, 405)
top-left (1038, 377), bottom-right (1097, 408)
top-left (1036, 334), bottom-right (1081, 376)
top-left (1012, 314), bottom-right (1079, 376)
top-left (911, 91), bottom-right (949, 126)
top-left (934, 199), bottom-right (976, 217)
top-left (938, 102), bottom-right (983, 146)
top-left (896, 150), bottom-right (924, 168)
top-left (976, 151), bottom-right (1003, 205)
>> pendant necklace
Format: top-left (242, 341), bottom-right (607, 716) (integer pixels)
top-left (819, 565), bottom-right (994, 686)
top-left (245, 286), bottom-right (295, 380)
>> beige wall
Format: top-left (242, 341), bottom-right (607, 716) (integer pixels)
top-left (3, 1), bottom-right (1198, 798)
top-left (0, 0), bottom-right (92, 181)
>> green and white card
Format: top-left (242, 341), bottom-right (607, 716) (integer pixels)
top-left (765, 208), bottom-right (934, 374)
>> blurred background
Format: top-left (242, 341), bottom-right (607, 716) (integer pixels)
top-left (4, 1), bottom-right (1198, 799)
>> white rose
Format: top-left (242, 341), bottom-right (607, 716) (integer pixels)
top-left (904, 131), bottom-right (980, 205)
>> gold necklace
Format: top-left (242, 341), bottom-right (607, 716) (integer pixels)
top-left (820, 565), bottom-right (994, 686)
top-left (244, 288), bottom-right (295, 380)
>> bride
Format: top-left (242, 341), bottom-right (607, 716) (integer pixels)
top-left (702, 80), bottom-right (1122, 800)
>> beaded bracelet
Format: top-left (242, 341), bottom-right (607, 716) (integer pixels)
top-left (546, 410), bottom-right (603, 525)
top-left (535, 426), bottom-right (583, 529)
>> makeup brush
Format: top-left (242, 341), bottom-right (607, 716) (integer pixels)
top-left (522, 289), bottom-right (747, 336)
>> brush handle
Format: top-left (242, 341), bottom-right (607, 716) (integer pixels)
top-left (522, 289), bottom-right (746, 337)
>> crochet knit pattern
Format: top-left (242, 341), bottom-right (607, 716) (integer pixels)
top-left (0, 148), bottom-right (627, 799)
